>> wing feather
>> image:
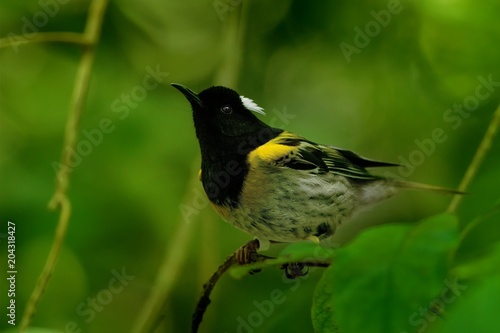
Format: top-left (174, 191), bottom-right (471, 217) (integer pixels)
top-left (266, 133), bottom-right (396, 180)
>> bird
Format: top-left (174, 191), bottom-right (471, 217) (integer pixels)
top-left (171, 83), bottom-right (461, 258)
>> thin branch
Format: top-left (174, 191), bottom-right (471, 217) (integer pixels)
top-left (191, 251), bottom-right (238, 333)
top-left (213, 0), bottom-right (249, 87)
top-left (191, 239), bottom-right (331, 333)
top-left (18, 0), bottom-right (108, 331)
top-left (447, 103), bottom-right (500, 213)
top-left (0, 32), bottom-right (89, 49)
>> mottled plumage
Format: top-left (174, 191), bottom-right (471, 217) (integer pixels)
top-left (171, 84), bottom-right (459, 246)
top-left (233, 132), bottom-right (398, 242)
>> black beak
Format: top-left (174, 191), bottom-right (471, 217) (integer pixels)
top-left (171, 83), bottom-right (203, 109)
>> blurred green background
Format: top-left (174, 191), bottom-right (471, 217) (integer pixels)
top-left (1, 0), bottom-right (499, 332)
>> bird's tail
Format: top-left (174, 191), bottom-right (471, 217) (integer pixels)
top-left (393, 180), bottom-right (465, 195)
top-left (356, 179), bottom-right (464, 209)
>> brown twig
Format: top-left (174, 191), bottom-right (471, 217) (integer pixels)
top-left (191, 239), bottom-right (331, 333)
top-left (191, 251), bottom-right (238, 333)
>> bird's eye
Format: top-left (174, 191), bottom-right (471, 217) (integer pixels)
top-left (220, 105), bottom-right (232, 114)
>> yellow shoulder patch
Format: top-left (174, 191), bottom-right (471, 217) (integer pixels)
top-left (247, 132), bottom-right (298, 165)
top-left (198, 169), bottom-right (202, 181)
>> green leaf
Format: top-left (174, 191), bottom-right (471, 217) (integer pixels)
top-left (454, 201), bottom-right (500, 263)
top-left (312, 214), bottom-right (459, 333)
top-left (311, 264), bottom-right (341, 333)
top-left (453, 241), bottom-right (500, 281)
top-left (432, 273), bottom-right (500, 333)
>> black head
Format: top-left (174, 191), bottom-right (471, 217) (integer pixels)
top-left (171, 84), bottom-right (283, 205)
top-left (171, 84), bottom-right (271, 146)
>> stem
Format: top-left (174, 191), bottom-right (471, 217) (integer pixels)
top-left (191, 252), bottom-right (239, 333)
top-left (132, 160), bottom-right (199, 333)
top-left (0, 32), bottom-right (89, 49)
top-left (447, 103), bottom-right (500, 213)
top-left (17, 1), bottom-right (108, 331)
top-left (213, 0), bottom-right (249, 87)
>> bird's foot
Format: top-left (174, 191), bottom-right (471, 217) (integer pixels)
top-left (235, 239), bottom-right (274, 275)
top-left (236, 239), bottom-right (261, 265)
top-left (282, 262), bottom-right (309, 279)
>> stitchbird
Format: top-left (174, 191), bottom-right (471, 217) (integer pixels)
top-left (172, 84), bottom-right (460, 251)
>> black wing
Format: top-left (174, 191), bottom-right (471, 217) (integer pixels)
top-left (273, 133), bottom-right (396, 180)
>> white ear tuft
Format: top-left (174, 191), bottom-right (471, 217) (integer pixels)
top-left (240, 96), bottom-right (266, 115)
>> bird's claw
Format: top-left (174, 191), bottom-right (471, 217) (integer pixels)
top-left (235, 239), bottom-right (261, 265)
top-left (282, 262), bottom-right (309, 279)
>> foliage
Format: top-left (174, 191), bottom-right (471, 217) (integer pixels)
top-left (1, 0), bottom-right (499, 332)
top-left (313, 214), bottom-right (459, 333)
